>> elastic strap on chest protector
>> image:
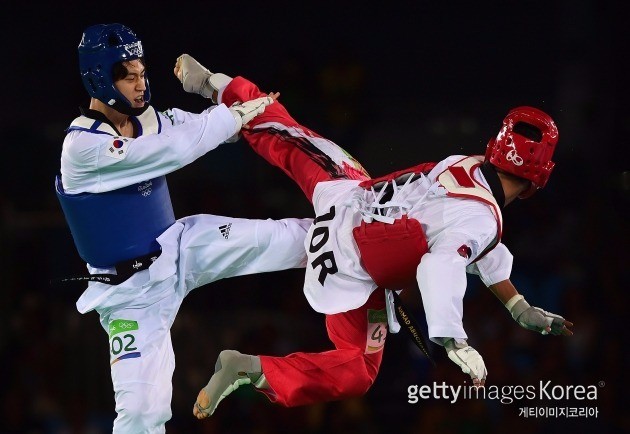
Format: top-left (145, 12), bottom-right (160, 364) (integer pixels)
top-left (358, 162), bottom-right (437, 191)
top-left (353, 215), bottom-right (428, 290)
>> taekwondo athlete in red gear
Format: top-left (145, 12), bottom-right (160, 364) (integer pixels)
top-left (172, 55), bottom-right (574, 419)
top-left (55, 25), bottom-right (312, 433)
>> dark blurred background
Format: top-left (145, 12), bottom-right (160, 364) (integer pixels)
top-left (1, 1), bottom-right (627, 433)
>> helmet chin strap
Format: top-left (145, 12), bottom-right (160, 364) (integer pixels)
top-left (479, 162), bottom-right (506, 208)
top-left (109, 99), bottom-right (150, 117)
top-left (517, 181), bottom-right (538, 199)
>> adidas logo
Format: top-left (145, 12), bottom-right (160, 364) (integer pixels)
top-left (219, 223), bottom-right (232, 239)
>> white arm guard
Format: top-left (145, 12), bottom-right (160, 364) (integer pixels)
top-left (175, 54), bottom-right (232, 101)
top-left (442, 338), bottom-right (487, 383)
top-left (506, 295), bottom-right (568, 336)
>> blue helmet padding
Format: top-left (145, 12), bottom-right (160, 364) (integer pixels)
top-left (55, 175), bottom-right (175, 268)
top-left (78, 23), bottom-right (152, 108)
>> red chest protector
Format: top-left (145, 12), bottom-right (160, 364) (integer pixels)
top-left (352, 158), bottom-right (503, 290)
top-left (353, 162), bottom-right (436, 290)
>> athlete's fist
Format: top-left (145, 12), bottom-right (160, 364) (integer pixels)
top-left (174, 54), bottom-right (231, 102)
top-left (442, 338), bottom-right (487, 387)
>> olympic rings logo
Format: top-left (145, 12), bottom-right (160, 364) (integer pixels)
top-left (505, 142), bottom-right (524, 166)
top-left (506, 150), bottom-right (523, 166)
top-left (138, 181), bottom-right (153, 197)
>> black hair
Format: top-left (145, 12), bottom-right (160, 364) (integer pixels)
top-left (112, 58), bottom-right (146, 81)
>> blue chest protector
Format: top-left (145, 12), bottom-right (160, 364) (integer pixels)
top-left (56, 108), bottom-right (176, 268)
top-left (56, 176), bottom-right (175, 268)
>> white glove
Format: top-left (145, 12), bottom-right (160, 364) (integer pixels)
top-left (442, 338), bottom-right (487, 386)
top-left (174, 54), bottom-right (232, 101)
top-left (229, 97), bottom-right (274, 131)
top-left (506, 295), bottom-right (573, 336)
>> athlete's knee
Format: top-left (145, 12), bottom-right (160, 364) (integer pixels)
top-left (339, 354), bottom-right (379, 398)
top-left (260, 217), bottom-right (311, 247)
top-left (113, 386), bottom-right (171, 433)
top-left (344, 371), bottom-right (374, 398)
top-left (282, 217), bottom-right (312, 241)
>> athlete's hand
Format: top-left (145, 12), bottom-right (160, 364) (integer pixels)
top-left (174, 54), bottom-right (212, 98)
top-left (229, 97), bottom-right (275, 130)
top-left (507, 295), bottom-right (573, 336)
top-left (174, 54), bottom-right (231, 102)
top-left (442, 338), bottom-right (487, 387)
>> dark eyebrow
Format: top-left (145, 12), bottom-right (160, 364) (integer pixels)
top-left (125, 70), bottom-right (145, 78)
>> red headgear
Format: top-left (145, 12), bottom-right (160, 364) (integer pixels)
top-left (485, 106), bottom-right (559, 198)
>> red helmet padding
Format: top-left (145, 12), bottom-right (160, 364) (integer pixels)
top-left (485, 106), bottom-right (558, 197)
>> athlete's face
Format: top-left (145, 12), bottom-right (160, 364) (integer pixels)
top-left (114, 60), bottom-right (147, 108)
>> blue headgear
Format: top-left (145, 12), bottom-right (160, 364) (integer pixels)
top-left (78, 23), bottom-right (151, 115)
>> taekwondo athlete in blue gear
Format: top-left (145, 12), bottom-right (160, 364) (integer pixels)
top-left (55, 23), bottom-right (312, 433)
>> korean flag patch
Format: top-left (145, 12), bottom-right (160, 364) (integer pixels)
top-left (105, 137), bottom-right (129, 160)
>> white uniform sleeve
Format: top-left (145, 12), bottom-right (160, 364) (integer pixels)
top-left (164, 105), bottom-right (218, 126)
top-left (466, 242), bottom-right (513, 286)
top-left (62, 104), bottom-right (237, 193)
top-left (417, 212), bottom-right (497, 343)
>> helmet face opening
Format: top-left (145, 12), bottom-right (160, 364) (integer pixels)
top-left (512, 122), bottom-right (542, 143)
top-left (78, 23), bottom-right (151, 114)
top-left (485, 106), bottom-right (559, 198)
